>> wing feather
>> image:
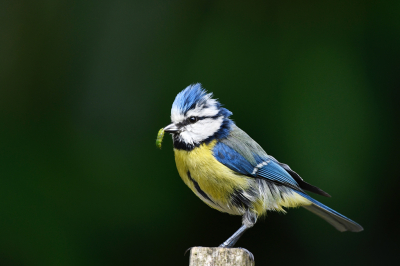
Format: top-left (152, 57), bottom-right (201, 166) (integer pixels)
top-left (213, 124), bottom-right (329, 196)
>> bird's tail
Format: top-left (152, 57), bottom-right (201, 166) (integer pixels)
top-left (295, 191), bottom-right (363, 232)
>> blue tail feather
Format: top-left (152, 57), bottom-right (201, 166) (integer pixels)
top-left (295, 191), bottom-right (363, 232)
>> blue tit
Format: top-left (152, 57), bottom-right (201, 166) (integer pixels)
top-left (163, 83), bottom-right (363, 248)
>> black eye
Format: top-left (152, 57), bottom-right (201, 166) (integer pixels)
top-left (188, 116), bottom-right (198, 123)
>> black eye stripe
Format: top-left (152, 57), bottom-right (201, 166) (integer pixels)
top-left (179, 115), bottom-right (220, 127)
top-left (197, 115), bottom-right (218, 120)
top-left (188, 116), bottom-right (212, 123)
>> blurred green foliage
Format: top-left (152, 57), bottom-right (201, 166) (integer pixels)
top-left (0, 1), bottom-right (399, 265)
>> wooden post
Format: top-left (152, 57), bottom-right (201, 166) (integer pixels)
top-left (189, 247), bottom-right (255, 266)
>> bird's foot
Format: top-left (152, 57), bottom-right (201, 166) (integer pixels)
top-left (184, 246), bottom-right (203, 256)
top-left (218, 244), bottom-right (254, 261)
top-left (237, 247), bottom-right (254, 261)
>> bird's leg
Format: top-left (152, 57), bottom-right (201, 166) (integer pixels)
top-left (219, 224), bottom-right (249, 248)
top-left (219, 210), bottom-right (257, 248)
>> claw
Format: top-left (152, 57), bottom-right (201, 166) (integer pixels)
top-left (237, 247), bottom-right (254, 261)
top-left (217, 246), bottom-right (255, 261)
top-left (184, 246), bottom-right (203, 256)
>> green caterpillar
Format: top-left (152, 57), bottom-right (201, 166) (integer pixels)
top-left (156, 128), bottom-right (165, 149)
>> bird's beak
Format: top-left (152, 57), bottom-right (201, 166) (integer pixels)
top-left (164, 123), bottom-right (180, 133)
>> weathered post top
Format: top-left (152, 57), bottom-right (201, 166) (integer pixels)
top-left (189, 247), bottom-right (255, 266)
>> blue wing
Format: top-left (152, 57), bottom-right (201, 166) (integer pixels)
top-left (213, 124), bottom-right (330, 197)
top-left (213, 141), bottom-right (302, 191)
top-left (256, 159), bottom-right (301, 189)
top-left (213, 141), bottom-right (255, 176)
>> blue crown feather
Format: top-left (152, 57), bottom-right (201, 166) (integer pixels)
top-left (172, 83), bottom-right (215, 115)
top-left (172, 83), bottom-right (233, 119)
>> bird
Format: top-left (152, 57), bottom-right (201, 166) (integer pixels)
top-left (162, 83), bottom-right (363, 250)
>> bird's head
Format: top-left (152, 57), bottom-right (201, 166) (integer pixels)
top-left (164, 83), bottom-right (233, 150)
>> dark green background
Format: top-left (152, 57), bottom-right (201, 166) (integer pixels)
top-left (1, 1), bottom-right (399, 265)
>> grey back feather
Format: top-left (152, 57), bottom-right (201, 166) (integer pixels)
top-left (220, 124), bottom-right (269, 166)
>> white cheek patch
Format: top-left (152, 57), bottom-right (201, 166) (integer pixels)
top-left (179, 116), bottom-right (224, 144)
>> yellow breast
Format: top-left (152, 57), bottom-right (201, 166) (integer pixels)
top-left (174, 140), bottom-right (250, 212)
